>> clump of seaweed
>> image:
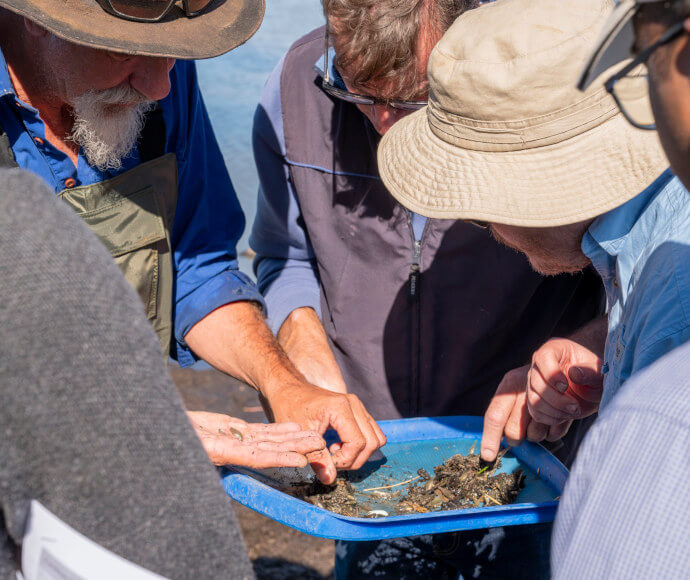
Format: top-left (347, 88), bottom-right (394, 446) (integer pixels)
top-left (398, 452), bottom-right (524, 514)
top-left (294, 448), bottom-right (525, 518)
top-left (296, 476), bottom-right (374, 517)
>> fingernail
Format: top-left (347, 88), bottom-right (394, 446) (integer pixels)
top-left (566, 404), bottom-right (579, 415)
top-left (570, 367), bottom-right (585, 383)
top-left (555, 381), bottom-right (568, 393)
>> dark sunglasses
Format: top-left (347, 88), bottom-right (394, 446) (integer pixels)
top-left (96, 0), bottom-right (213, 22)
top-left (321, 31), bottom-right (427, 111)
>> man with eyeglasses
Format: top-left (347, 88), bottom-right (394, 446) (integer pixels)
top-left (0, 0), bottom-right (385, 482)
top-left (545, 0), bottom-right (690, 576)
top-left (378, 0), bottom-right (689, 575)
top-left (250, 0), bottom-right (606, 577)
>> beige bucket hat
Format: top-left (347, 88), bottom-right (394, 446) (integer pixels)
top-left (378, 0), bottom-right (669, 227)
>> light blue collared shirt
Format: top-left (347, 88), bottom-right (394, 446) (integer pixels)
top-left (582, 169), bottom-right (690, 409)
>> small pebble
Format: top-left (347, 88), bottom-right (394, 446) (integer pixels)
top-left (367, 510), bottom-right (389, 517)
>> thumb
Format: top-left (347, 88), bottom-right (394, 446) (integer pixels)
top-left (567, 364), bottom-right (603, 387)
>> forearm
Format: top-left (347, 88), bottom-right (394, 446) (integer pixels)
top-left (184, 300), bottom-right (385, 484)
top-left (278, 307), bottom-right (348, 394)
top-left (565, 315), bottom-right (607, 358)
top-left (184, 300), bottom-right (303, 399)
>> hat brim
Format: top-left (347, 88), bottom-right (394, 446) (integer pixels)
top-left (378, 105), bottom-right (670, 227)
top-left (0, 0), bottom-right (265, 59)
top-left (578, 0), bottom-right (638, 90)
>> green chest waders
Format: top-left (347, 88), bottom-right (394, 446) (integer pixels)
top-left (0, 108), bottom-right (178, 356)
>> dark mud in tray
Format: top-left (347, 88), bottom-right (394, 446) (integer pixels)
top-left (293, 451), bottom-right (525, 518)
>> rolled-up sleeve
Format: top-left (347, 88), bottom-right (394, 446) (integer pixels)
top-left (162, 61), bottom-right (265, 367)
top-left (250, 55), bottom-right (321, 334)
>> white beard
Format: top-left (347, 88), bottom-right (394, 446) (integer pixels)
top-left (69, 85), bottom-right (154, 171)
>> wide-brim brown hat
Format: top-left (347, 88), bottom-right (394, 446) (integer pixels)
top-left (0, 0), bottom-right (265, 59)
top-left (378, 0), bottom-right (669, 227)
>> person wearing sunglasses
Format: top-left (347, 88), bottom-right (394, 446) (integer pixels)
top-left (0, 0), bottom-right (384, 484)
top-left (543, 0), bottom-right (690, 577)
top-left (250, 0), bottom-right (606, 577)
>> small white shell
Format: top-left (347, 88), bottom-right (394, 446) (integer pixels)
top-left (367, 510), bottom-right (389, 517)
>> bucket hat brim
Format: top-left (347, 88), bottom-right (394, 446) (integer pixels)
top-left (0, 0), bottom-right (265, 59)
top-left (378, 104), bottom-right (670, 227)
top-left (578, 0), bottom-right (638, 90)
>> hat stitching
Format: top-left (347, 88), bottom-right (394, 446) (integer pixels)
top-left (427, 87), bottom-right (615, 128)
top-left (433, 3), bottom-right (609, 68)
top-left (378, 108), bottom-right (668, 225)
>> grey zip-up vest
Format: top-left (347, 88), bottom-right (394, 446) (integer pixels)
top-left (280, 27), bottom-right (604, 420)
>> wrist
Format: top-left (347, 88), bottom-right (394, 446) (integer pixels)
top-left (255, 354), bottom-right (307, 401)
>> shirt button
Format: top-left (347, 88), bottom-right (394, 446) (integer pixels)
top-left (64, 178), bottom-right (77, 188)
top-left (612, 278), bottom-right (619, 288)
top-left (615, 341), bottom-right (624, 360)
top-left (33, 137), bottom-right (44, 146)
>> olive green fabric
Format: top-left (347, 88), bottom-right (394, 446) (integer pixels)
top-left (58, 154), bottom-right (178, 355)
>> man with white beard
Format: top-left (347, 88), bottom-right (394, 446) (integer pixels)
top-left (0, 0), bottom-right (385, 480)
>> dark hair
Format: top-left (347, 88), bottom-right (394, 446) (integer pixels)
top-left (322, 0), bottom-right (478, 100)
top-left (640, 0), bottom-right (690, 25)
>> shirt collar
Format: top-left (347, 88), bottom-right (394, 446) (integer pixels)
top-left (0, 48), bottom-right (16, 99)
top-left (582, 168), bottom-right (674, 283)
top-left (584, 169), bottom-right (674, 255)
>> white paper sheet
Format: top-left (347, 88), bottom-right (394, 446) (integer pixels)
top-left (21, 501), bottom-right (166, 580)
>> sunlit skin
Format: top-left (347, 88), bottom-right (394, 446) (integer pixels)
top-left (635, 7), bottom-right (690, 189)
top-left (1, 16), bottom-right (174, 165)
top-left (330, 19), bottom-right (440, 135)
top-left (489, 220), bottom-right (594, 276)
top-left (0, 13), bottom-right (352, 474)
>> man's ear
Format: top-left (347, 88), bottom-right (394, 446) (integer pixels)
top-left (23, 17), bottom-right (47, 38)
top-left (684, 17), bottom-right (690, 35)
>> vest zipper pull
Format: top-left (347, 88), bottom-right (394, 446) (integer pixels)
top-left (409, 239), bottom-right (421, 300)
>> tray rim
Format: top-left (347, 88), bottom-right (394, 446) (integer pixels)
top-left (221, 416), bottom-right (567, 540)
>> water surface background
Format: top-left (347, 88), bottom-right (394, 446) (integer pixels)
top-left (197, 0), bottom-right (324, 276)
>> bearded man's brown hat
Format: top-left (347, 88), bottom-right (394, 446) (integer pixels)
top-left (0, 0), bottom-right (265, 59)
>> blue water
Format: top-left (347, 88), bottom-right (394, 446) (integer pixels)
top-left (197, 0), bottom-right (324, 276)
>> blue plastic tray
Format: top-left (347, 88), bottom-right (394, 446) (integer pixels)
top-left (221, 416), bottom-right (567, 540)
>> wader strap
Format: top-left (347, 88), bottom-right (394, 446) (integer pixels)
top-left (0, 118), bottom-right (19, 169)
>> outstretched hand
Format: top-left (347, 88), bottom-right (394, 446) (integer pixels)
top-left (265, 380), bottom-right (387, 484)
top-left (188, 411), bottom-right (326, 469)
top-left (480, 338), bottom-right (604, 462)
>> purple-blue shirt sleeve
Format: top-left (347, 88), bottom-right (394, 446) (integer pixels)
top-left (162, 61), bottom-right (265, 366)
top-left (249, 55), bottom-right (321, 334)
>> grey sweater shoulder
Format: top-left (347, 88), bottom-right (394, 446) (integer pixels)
top-left (0, 168), bottom-right (254, 579)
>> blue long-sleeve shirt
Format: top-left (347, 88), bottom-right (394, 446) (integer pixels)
top-left (0, 53), bottom-right (264, 366)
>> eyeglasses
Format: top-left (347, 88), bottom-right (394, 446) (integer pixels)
top-left (605, 20), bottom-right (685, 130)
top-left (96, 0), bottom-right (213, 22)
top-left (321, 32), bottom-right (427, 111)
